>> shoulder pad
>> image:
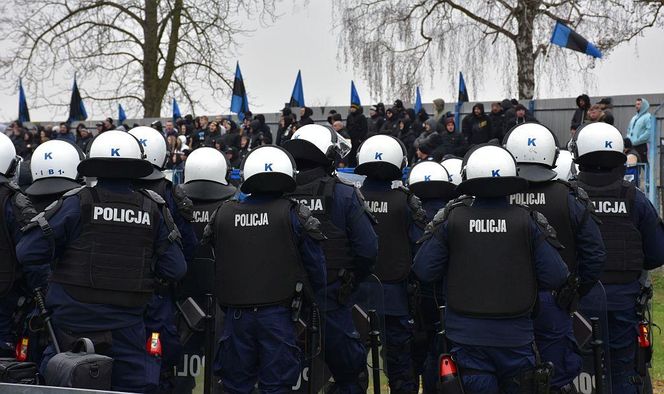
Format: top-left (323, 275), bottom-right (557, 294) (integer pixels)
top-left (201, 207), bottom-right (220, 246)
top-left (172, 184), bottom-right (194, 222)
top-left (11, 192), bottom-right (38, 227)
top-left (418, 196), bottom-right (472, 243)
top-left (567, 182), bottom-right (601, 225)
top-left (22, 198), bottom-right (63, 233)
top-left (63, 186), bottom-right (86, 197)
top-left (292, 199), bottom-right (326, 241)
top-left (404, 190), bottom-right (427, 228)
top-left (140, 188), bottom-right (166, 205)
top-left (160, 203), bottom-right (182, 247)
top-left (530, 210), bottom-right (564, 249)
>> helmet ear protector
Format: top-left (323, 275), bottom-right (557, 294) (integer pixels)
top-left (502, 122), bottom-right (560, 167)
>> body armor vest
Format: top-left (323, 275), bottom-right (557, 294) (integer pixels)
top-left (214, 198), bottom-right (305, 307)
top-left (447, 205), bottom-right (536, 318)
top-left (50, 187), bottom-right (159, 307)
top-left (576, 178), bottom-right (643, 284)
top-left (361, 188), bottom-right (412, 283)
top-left (0, 184), bottom-right (18, 296)
top-left (290, 176), bottom-right (354, 282)
top-left (510, 180), bottom-right (577, 272)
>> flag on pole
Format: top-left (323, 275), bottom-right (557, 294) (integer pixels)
top-left (414, 87), bottom-right (423, 114)
top-left (18, 79), bottom-right (30, 123)
top-left (68, 76), bottom-right (87, 123)
top-left (118, 104), bottom-right (127, 125)
top-left (550, 21), bottom-right (602, 58)
top-left (289, 70), bottom-right (305, 108)
top-left (172, 98), bottom-right (181, 121)
top-left (350, 80), bottom-right (361, 108)
top-left (457, 72), bottom-right (469, 103)
top-left (230, 62), bottom-right (250, 121)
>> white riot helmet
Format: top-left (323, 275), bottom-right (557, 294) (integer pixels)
top-left (570, 123), bottom-right (626, 168)
top-left (407, 160), bottom-right (456, 200)
top-left (458, 144), bottom-right (528, 197)
top-left (553, 150), bottom-right (577, 181)
top-left (240, 145), bottom-right (297, 194)
top-left (355, 135), bottom-right (407, 181)
top-left (283, 124), bottom-right (351, 170)
top-left (0, 133), bottom-right (19, 178)
top-left (503, 123), bottom-right (559, 183)
top-left (128, 126), bottom-right (168, 179)
top-left (182, 147), bottom-right (236, 201)
top-left (26, 140), bottom-right (83, 196)
top-left (441, 157), bottom-right (463, 186)
top-left (78, 130), bottom-right (152, 178)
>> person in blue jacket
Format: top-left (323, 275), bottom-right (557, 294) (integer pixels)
top-left (414, 144), bottom-right (569, 393)
top-left (0, 133), bottom-right (37, 357)
top-left (205, 145), bottom-right (327, 393)
top-left (504, 122), bottom-right (606, 392)
top-left (283, 124), bottom-right (378, 393)
top-left (129, 126), bottom-right (197, 392)
top-left (355, 134), bottom-right (427, 393)
top-left (16, 130), bottom-right (187, 393)
top-left (571, 122), bottom-right (664, 393)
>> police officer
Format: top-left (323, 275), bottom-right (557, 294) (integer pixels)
top-left (504, 123), bottom-right (606, 393)
top-left (406, 160), bottom-right (457, 392)
top-left (0, 133), bottom-right (36, 357)
top-left (16, 130), bottom-right (187, 392)
top-left (571, 122), bottom-right (664, 393)
top-left (283, 124), bottom-right (378, 393)
top-left (176, 147), bottom-right (236, 393)
top-left (354, 134), bottom-right (426, 393)
top-left (414, 144), bottom-right (569, 393)
top-left (205, 145), bottom-right (326, 393)
top-left (129, 125), bottom-right (197, 392)
top-left (25, 140), bottom-right (84, 211)
top-left (440, 156), bottom-right (463, 188)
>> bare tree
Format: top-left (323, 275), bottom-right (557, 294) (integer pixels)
top-left (335, 0), bottom-right (663, 101)
top-left (0, 0), bottom-right (277, 118)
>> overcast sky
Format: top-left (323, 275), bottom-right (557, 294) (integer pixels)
top-left (1, 1), bottom-right (663, 122)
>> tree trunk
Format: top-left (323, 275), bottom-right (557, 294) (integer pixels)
top-left (142, 0), bottom-right (162, 117)
top-left (514, 1), bottom-right (536, 100)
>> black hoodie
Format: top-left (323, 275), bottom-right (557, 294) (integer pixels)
top-left (571, 94), bottom-right (590, 131)
top-left (461, 103), bottom-right (492, 145)
top-left (299, 107), bottom-right (314, 127)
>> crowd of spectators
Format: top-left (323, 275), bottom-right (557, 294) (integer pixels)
top-left (4, 94), bottom-right (652, 178)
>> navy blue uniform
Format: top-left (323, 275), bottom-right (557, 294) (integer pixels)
top-left (16, 179), bottom-right (187, 393)
top-left (413, 197), bottom-right (569, 394)
top-left (211, 195), bottom-right (326, 393)
top-left (533, 193), bottom-right (605, 390)
top-left (136, 179), bottom-right (198, 392)
top-left (316, 182), bottom-right (378, 393)
top-left (359, 179), bottom-right (423, 393)
top-left (599, 189), bottom-right (664, 393)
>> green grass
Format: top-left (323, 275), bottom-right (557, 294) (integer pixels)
top-left (651, 270), bottom-right (664, 381)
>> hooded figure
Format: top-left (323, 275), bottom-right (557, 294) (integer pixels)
top-left (346, 104), bottom-right (368, 167)
top-left (380, 108), bottom-right (400, 136)
top-left (432, 98), bottom-right (446, 123)
top-left (626, 97), bottom-right (652, 163)
top-left (299, 106), bottom-right (314, 127)
top-left (461, 103), bottom-right (492, 146)
top-left (571, 94), bottom-right (591, 132)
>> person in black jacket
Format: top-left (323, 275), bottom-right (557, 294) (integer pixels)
top-left (379, 108), bottom-right (399, 136)
top-left (435, 117), bottom-right (466, 159)
top-left (570, 94), bottom-right (590, 133)
top-left (488, 102), bottom-right (506, 140)
top-left (461, 103), bottom-right (492, 146)
top-left (367, 105), bottom-right (385, 137)
top-left (346, 104), bottom-right (368, 167)
top-left (299, 106), bottom-right (314, 127)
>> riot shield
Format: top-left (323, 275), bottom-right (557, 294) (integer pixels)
top-left (172, 257), bottom-right (221, 394)
top-left (574, 281), bottom-right (612, 394)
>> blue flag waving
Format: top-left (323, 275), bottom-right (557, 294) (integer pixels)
top-left (350, 80), bottom-right (361, 108)
top-left (118, 104), bottom-right (127, 125)
top-left (68, 76), bottom-right (87, 123)
top-left (172, 98), bottom-right (182, 121)
top-left (230, 62), bottom-right (250, 121)
top-left (289, 70), bottom-right (305, 108)
top-left (458, 72), bottom-right (469, 103)
top-left (550, 21), bottom-right (602, 58)
top-left (18, 79), bottom-right (30, 123)
top-left (414, 87), bottom-right (423, 114)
